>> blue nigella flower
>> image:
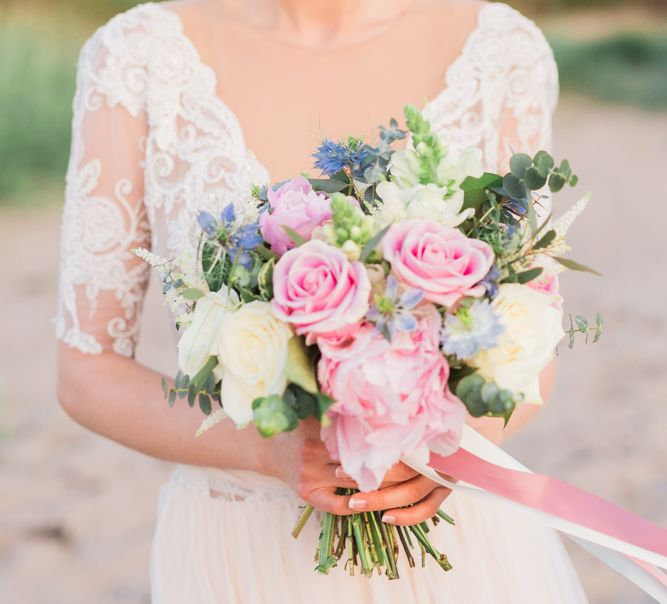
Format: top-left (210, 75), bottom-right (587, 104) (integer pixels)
top-left (367, 276), bottom-right (424, 341)
top-left (197, 211), bottom-right (218, 236)
top-left (312, 139), bottom-right (358, 176)
top-left (479, 265), bottom-right (501, 299)
top-left (440, 299), bottom-right (504, 360)
top-left (198, 205), bottom-right (261, 270)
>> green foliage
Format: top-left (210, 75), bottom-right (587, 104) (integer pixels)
top-left (551, 31), bottom-right (667, 110)
top-left (252, 384), bottom-right (334, 438)
top-left (455, 373), bottom-right (520, 425)
top-left (163, 356), bottom-right (220, 416)
top-left (566, 312), bottom-right (604, 348)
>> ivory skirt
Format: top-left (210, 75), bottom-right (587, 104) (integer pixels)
top-left (150, 465), bottom-right (588, 603)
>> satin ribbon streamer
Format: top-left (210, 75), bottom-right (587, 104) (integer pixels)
top-left (402, 425), bottom-right (667, 603)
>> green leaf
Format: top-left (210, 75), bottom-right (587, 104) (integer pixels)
top-left (308, 178), bottom-right (349, 194)
top-left (198, 393), bottom-right (212, 416)
top-left (575, 314), bottom-right (589, 332)
top-left (182, 288), bottom-right (205, 301)
top-left (517, 267), bottom-right (543, 284)
top-left (502, 173), bottom-right (527, 200)
top-left (509, 153), bottom-right (532, 178)
top-left (168, 389), bottom-right (177, 407)
top-left (190, 356), bottom-right (219, 390)
top-left (359, 225), bottom-right (390, 263)
top-left (534, 150), bottom-right (555, 178)
top-left (534, 229), bottom-right (557, 250)
top-left (257, 257), bottom-right (275, 301)
top-left (187, 386), bottom-right (196, 408)
top-left (593, 312), bottom-right (604, 343)
top-left (548, 173), bottom-right (566, 193)
top-left (281, 225), bottom-right (306, 246)
top-left (554, 256), bottom-right (602, 276)
top-left (569, 174), bottom-right (579, 187)
top-left (524, 167), bottom-right (547, 191)
top-left (316, 393), bottom-right (335, 422)
top-left (455, 374), bottom-right (488, 417)
top-left (559, 159), bottom-right (571, 178)
top-left (460, 172), bottom-right (503, 192)
top-left (161, 376), bottom-right (168, 397)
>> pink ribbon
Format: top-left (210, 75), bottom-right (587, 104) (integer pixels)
top-left (429, 448), bottom-right (667, 587)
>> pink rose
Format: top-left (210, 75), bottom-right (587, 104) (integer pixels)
top-left (271, 239), bottom-right (371, 339)
top-left (259, 177), bottom-right (332, 255)
top-left (382, 220), bottom-right (494, 308)
top-left (319, 305), bottom-right (466, 492)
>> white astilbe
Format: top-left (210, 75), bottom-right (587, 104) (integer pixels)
top-left (196, 408), bottom-right (227, 437)
top-left (548, 192), bottom-right (591, 257)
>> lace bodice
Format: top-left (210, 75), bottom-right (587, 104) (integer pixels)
top-left (55, 1), bottom-right (559, 357)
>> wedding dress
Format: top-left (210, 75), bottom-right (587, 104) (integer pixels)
top-left (55, 2), bottom-right (589, 602)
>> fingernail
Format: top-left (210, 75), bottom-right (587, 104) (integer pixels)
top-left (382, 514), bottom-right (396, 524)
top-left (335, 467), bottom-right (351, 480)
top-left (348, 498), bottom-right (366, 510)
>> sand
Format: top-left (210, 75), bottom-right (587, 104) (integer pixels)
top-left (1, 97), bottom-right (666, 603)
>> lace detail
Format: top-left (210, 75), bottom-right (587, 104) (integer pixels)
top-left (424, 3), bottom-right (559, 171)
top-left (55, 1), bottom-right (557, 356)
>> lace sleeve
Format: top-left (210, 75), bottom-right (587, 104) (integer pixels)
top-left (54, 13), bottom-right (153, 357)
top-left (492, 7), bottom-right (560, 171)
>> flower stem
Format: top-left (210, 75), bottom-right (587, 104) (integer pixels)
top-left (291, 505), bottom-right (315, 539)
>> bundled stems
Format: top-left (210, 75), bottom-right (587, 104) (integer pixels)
top-left (293, 488), bottom-right (454, 578)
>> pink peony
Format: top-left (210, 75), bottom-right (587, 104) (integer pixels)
top-left (271, 239), bottom-right (371, 339)
top-left (526, 256), bottom-right (562, 309)
top-left (319, 305), bottom-right (467, 492)
top-left (382, 220), bottom-right (494, 308)
top-left (259, 177), bottom-right (332, 255)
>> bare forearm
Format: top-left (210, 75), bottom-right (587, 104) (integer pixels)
top-left (57, 345), bottom-right (271, 473)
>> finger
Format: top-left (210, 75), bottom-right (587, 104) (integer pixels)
top-left (307, 487), bottom-right (354, 515)
top-left (380, 462), bottom-right (420, 485)
top-left (321, 464), bottom-right (358, 488)
top-left (381, 488), bottom-right (451, 526)
top-left (348, 475), bottom-right (435, 512)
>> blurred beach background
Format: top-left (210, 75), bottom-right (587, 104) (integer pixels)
top-left (1, 0), bottom-right (666, 602)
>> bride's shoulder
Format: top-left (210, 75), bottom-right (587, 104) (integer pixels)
top-left (420, 0), bottom-right (554, 58)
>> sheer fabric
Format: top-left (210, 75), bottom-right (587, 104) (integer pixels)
top-left (55, 3), bottom-right (585, 603)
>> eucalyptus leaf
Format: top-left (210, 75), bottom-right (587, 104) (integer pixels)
top-left (502, 174), bottom-right (527, 200)
top-left (168, 389), bottom-right (177, 407)
top-left (534, 150), bottom-right (555, 178)
top-left (548, 173), bottom-right (566, 193)
top-left (575, 315), bottom-right (589, 332)
top-left (509, 153), bottom-right (532, 178)
top-left (524, 167), bottom-right (547, 191)
top-left (198, 393), bottom-right (212, 416)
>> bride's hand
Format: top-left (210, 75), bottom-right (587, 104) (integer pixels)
top-left (262, 419), bottom-right (451, 524)
top-left (342, 463), bottom-right (452, 526)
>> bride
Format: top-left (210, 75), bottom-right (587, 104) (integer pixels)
top-left (55, 0), bottom-right (589, 601)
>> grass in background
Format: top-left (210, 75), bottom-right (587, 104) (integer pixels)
top-left (552, 32), bottom-right (667, 110)
top-left (0, 14), bottom-right (81, 203)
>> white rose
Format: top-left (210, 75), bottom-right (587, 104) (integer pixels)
top-left (216, 301), bottom-right (293, 425)
top-left (471, 284), bottom-right (564, 404)
top-left (177, 288), bottom-right (240, 377)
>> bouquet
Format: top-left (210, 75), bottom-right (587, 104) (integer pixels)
top-left (136, 104), bottom-right (601, 579)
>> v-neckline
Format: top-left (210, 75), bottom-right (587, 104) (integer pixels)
top-left (151, 1), bottom-right (491, 183)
